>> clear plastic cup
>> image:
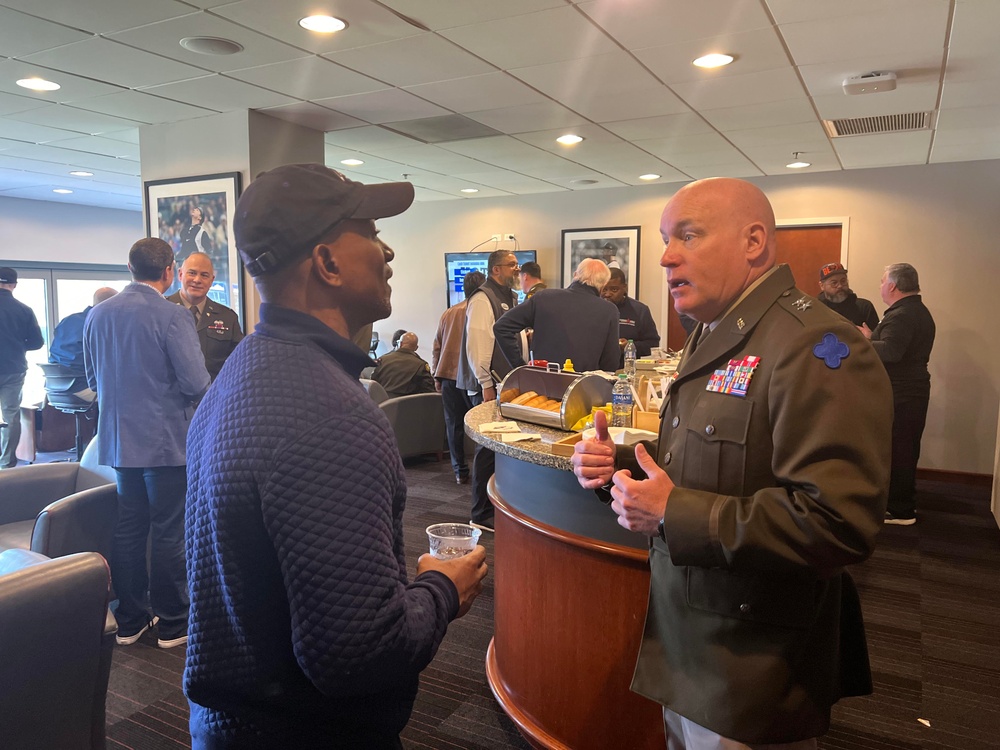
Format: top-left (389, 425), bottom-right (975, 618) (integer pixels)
top-left (426, 523), bottom-right (482, 560)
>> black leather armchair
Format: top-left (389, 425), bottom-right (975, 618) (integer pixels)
top-left (378, 392), bottom-right (447, 460)
top-left (0, 549), bottom-right (117, 750)
top-left (0, 435), bottom-right (118, 559)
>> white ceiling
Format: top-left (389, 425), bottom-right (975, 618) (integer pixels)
top-left (0, 0), bottom-right (997, 211)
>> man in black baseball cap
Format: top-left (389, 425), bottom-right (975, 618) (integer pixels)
top-left (185, 164), bottom-right (488, 748)
top-left (817, 262), bottom-right (879, 331)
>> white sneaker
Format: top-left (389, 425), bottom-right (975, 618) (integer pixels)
top-left (116, 616), bottom-right (159, 646)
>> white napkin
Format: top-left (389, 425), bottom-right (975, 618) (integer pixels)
top-left (480, 421), bottom-right (520, 433)
top-left (501, 433), bottom-right (541, 443)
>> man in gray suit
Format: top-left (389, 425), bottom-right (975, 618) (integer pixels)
top-left (84, 238), bottom-right (210, 649)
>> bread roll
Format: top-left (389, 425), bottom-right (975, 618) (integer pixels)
top-left (543, 400), bottom-right (561, 412)
top-left (511, 390), bottom-right (538, 406)
top-left (524, 395), bottom-right (549, 408)
top-left (500, 388), bottom-right (520, 403)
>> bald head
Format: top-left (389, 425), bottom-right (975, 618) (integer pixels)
top-left (399, 332), bottom-right (418, 351)
top-left (93, 287), bottom-right (118, 305)
top-left (179, 252), bottom-right (216, 306)
top-left (660, 178), bottom-right (776, 323)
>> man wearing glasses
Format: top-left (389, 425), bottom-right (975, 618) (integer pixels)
top-left (456, 250), bottom-right (519, 531)
top-left (817, 263), bottom-right (879, 330)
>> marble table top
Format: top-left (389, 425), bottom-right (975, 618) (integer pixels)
top-left (464, 401), bottom-right (576, 471)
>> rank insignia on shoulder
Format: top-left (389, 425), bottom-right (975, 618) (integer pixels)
top-left (812, 332), bottom-right (849, 369)
top-left (792, 296), bottom-right (812, 311)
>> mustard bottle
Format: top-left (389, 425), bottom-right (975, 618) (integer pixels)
top-left (562, 358), bottom-right (575, 372)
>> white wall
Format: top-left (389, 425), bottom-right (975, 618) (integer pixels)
top-left (379, 159), bottom-right (1000, 476)
top-left (0, 195), bottom-right (142, 264)
top-left (4, 159), bottom-right (998, 475)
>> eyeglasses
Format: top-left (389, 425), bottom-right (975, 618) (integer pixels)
top-left (498, 262), bottom-right (520, 269)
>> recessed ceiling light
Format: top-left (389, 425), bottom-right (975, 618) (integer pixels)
top-left (53, 188), bottom-right (73, 194)
top-left (639, 173), bottom-right (661, 181)
top-left (16, 77), bottom-right (60, 91)
top-left (556, 134), bottom-right (584, 145)
top-left (461, 188), bottom-right (479, 193)
top-left (340, 158), bottom-right (364, 166)
top-left (786, 152), bottom-right (811, 169)
top-left (299, 15), bottom-right (347, 33)
top-left (692, 53), bottom-right (734, 69)
top-left (69, 170), bottom-right (94, 177)
top-left (180, 37), bottom-right (244, 55)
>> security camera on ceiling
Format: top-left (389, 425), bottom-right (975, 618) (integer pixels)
top-left (843, 71), bottom-right (897, 95)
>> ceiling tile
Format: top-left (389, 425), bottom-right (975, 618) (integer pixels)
top-left (936, 104), bottom-right (1000, 130)
top-left (1, 142), bottom-right (141, 175)
top-left (440, 6), bottom-right (619, 70)
top-left (446, 169), bottom-right (566, 194)
top-left (0, 118), bottom-right (84, 144)
top-left (23, 38), bottom-right (209, 90)
top-left (464, 101), bottom-right (587, 134)
top-left (725, 121), bottom-right (829, 149)
top-left (324, 126), bottom-right (424, 151)
top-left (0, 59), bottom-right (125, 104)
top-left (578, 0), bottom-right (772, 50)
top-left (512, 123), bottom-right (622, 154)
top-left (702, 98), bottom-right (816, 132)
top-left (0, 92), bottom-right (49, 118)
top-left (765, 0), bottom-right (943, 25)
top-left (141, 75), bottom-right (298, 111)
top-left (681, 159), bottom-right (763, 180)
top-left (635, 132), bottom-right (742, 166)
top-left (778, 4), bottom-right (949, 67)
top-left (941, 78), bottom-right (1000, 109)
top-left (512, 52), bottom-right (662, 101)
top-left (107, 11), bottom-right (311, 73)
top-left (70, 90), bottom-right (216, 124)
top-left (226, 57), bottom-right (388, 100)
top-left (797, 53), bottom-right (944, 99)
top-left (368, 144), bottom-right (491, 175)
top-left (321, 150), bottom-right (409, 181)
top-left (324, 34), bottom-right (495, 87)
top-left (404, 73), bottom-right (546, 113)
top-left (5, 105), bottom-right (141, 136)
top-left (378, 0), bottom-right (565, 31)
top-left (0, 0), bottom-right (191, 34)
top-left (832, 131), bottom-right (932, 169)
top-left (258, 102), bottom-right (367, 132)
top-left (571, 85), bottom-right (691, 123)
top-left (37, 134), bottom-right (141, 160)
top-left (212, 0), bottom-right (423, 54)
top-left (930, 140), bottom-right (1000, 164)
top-left (948, 0), bottom-right (1000, 57)
top-left (932, 124), bottom-right (1000, 148)
top-left (314, 89), bottom-right (449, 124)
top-left (670, 67), bottom-right (805, 110)
top-left (601, 112), bottom-right (714, 141)
top-left (634, 27), bottom-right (790, 85)
top-left (0, 7), bottom-right (91, 57)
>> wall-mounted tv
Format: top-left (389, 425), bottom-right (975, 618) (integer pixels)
top-left (444, 250), bottom-right (537, 308)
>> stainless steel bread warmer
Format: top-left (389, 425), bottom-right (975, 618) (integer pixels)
top-left (498, 366), bottom-right (613, 430)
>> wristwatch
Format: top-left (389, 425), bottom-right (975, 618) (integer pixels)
top-left (657, 516), bottom-right (666, 541)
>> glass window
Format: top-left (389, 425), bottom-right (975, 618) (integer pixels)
top-left (9, 277), bottom-right (50, 408)
top-left (55, 279), bottom-right (130, 323)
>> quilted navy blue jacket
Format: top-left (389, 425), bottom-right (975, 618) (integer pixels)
top-left (184, 304), bottom-right (459, 748)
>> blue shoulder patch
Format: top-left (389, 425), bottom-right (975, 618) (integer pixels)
top-left (812, 332), bottom-right (850, 369)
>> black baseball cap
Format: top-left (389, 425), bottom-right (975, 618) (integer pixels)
top-left (819, 262), bottom-right (847, 281)
top-left (235, 163), bottom-right (414, 277)
top-left (0, 267), bottom-right (17, 284)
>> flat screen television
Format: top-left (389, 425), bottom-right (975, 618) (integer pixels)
top-left (445, 250), bottom-right (537, 307)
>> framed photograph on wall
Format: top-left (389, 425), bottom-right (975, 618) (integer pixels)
top-left (560, 226), bottom-right (641, 298)
top-left (144, 172), bottom-right (244, 325)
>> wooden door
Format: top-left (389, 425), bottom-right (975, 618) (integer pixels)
top-left (664, 224), bottom-right (843, 349)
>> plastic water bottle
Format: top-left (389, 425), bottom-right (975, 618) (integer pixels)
top-left (623, 339), bottom-right (637, 382)
top-left (611, 374), bottom-right (633, 428)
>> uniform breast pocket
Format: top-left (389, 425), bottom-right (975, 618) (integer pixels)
top-left (680, 396), bottom-right (753, 494)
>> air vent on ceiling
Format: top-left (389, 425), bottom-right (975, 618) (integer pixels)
top-left (381, 115), bottom-right (502, 144)
top-left (822, 112), bottom-right (933, 137)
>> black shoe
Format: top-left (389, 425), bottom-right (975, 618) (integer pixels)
top-left (116, 616), bottom-right (159, 646)
top-left (456, 474), bottom-right (469, 485)
top-left (469, 519), bottom-right (494, 533)
top-left (884, 512), bottom-right (916, 526)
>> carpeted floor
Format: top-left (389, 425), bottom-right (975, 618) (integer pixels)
top-left (102, 459), bottom-right (999, 750)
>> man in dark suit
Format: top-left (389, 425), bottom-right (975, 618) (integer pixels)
top-left (167, 252), bottom-right (244, 381)
top-left (572, 178), bottom-right (892, 748)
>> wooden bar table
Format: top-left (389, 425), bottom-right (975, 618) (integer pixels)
top-left (466, 402), bottom-right (663, 750)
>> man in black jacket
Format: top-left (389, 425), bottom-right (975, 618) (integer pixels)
top-left (373, 332), bottom-right (435, 398)
top-left (817, 263), bottom-right (879, 330)
top-left (601, 267), bottom-right (660, 362)
top-left (862, 262), bottom-right (935, 525)
top-left (0, 267), bottom-right (44, 470)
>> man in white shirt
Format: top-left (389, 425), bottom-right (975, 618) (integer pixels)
top-left (455, 250), bottom-right (519, 530)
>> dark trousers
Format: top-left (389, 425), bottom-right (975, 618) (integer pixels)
top-left (887, 395), bottom-right (929, 518)
top-left (469, 391), bottom-right (495, 526)
top-left (440, 378), bottom-right (473, 479)
top-left (113, 465), bottom-right (189, 636)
